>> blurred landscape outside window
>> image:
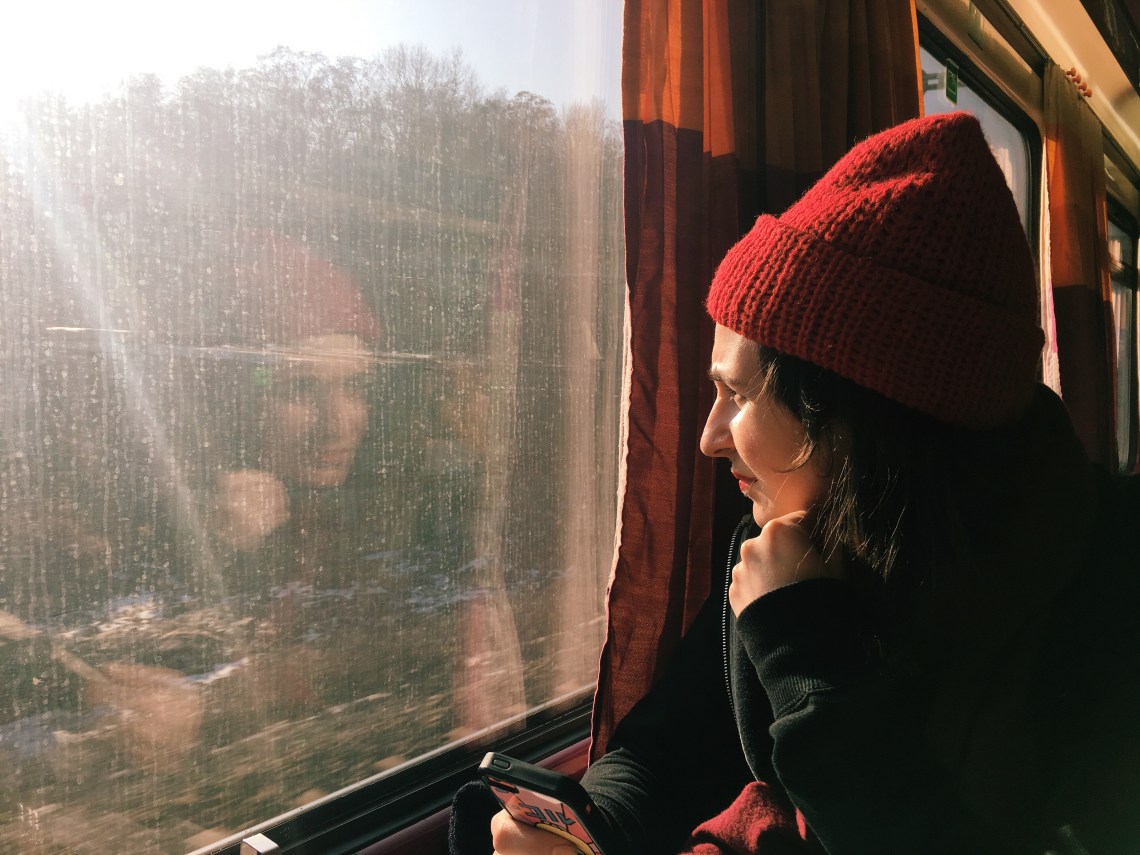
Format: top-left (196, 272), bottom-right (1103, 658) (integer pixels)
top-left (0, 2), bottom-right (624, 851)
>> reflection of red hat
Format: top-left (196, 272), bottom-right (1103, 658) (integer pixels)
top-left (229, 232), bottom-right (379, 347)
top-left (707, 113), bottom-right (1042, 429)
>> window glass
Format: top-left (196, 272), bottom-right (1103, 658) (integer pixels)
top-left (920, 47), bottom-right (1033, 235)
top-left (1109, 216), bottom-right (1138, 470)
top-left (0, 3), bottom-right (624, 851)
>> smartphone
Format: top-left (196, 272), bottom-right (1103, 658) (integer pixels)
top-left (479, 752), bottom-right (617, 855)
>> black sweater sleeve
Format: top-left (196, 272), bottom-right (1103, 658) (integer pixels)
top-left (581, 595), bottom-right (754, 855)
top-left (736, 579), bottom-right (1031, 855)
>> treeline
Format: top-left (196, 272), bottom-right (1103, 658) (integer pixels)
top-left (0, 44), bottom-right (625, 358)
top-left (0, 45), bottom-right (625, 848)
top-left (0, 44), bottom-right (626, 625)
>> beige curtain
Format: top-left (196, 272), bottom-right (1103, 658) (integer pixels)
top-left (1043, 61), bottom-right (1116, 468)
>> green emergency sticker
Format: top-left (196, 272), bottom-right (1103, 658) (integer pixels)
top-left (252, 365), bottom-right (274, 388)
top-left (945, 59), bottom-right (959, 105)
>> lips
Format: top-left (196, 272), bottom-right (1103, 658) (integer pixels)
top-left (732, 470), bottom-right (756, 495)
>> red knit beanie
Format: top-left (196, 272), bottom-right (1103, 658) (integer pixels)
top-left (707, 112), bottom-right (1043, 429)
top-left (227, 231), bottom-right (380, 348)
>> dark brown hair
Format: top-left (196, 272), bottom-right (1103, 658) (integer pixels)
top-left (751, 344), bottom-right (978, 598)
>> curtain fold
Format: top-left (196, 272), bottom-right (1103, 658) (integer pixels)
top-left (1043, 61), bottom-right (1117, 468)
top-left (593, 0), bottom-right (922, 761)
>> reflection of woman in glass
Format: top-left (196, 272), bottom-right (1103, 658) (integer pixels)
top-left (211, 233), bottom-right (379, 563)
top-left (188, 232), bottom-right (397, 727)
top-left (1, 233), bottom-right (384, 779)
top-left (171, 232), bottom-right (461, 789)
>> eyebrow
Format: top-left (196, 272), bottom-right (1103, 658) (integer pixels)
top-left (707, 367), bottom-right (749, 390)
top-left (709, 364), bottom-right (771, 400)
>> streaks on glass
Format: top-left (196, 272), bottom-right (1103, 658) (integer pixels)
top-left (0, 17), bottom-right (623, 852)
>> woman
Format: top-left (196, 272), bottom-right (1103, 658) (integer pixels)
top-left (209, 232), bottom-right (379, 563)
top-left (198, 233), bottom-right (406, 719)
top-left (484, 113), bottom-right (1140, 853)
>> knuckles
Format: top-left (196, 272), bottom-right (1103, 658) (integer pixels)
top-left (489, 810), bottom-right (570, 854)
top-left (729, 513), bottom-right (823, 610)
top-left (760, 514), bottom-right (809, 545)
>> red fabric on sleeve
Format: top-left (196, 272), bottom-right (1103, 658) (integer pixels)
top-left (680, 782), bottom-right (818, 855)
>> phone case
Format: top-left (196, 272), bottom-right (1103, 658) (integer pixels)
top-left (479, 752), bottom-right (615, 855)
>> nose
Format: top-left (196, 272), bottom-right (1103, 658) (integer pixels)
top-left (319, 386), bottom-right (367, 443)
top-left (700, 396), bottom-right (735, 459)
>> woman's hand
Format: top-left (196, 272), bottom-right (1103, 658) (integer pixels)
top-left (728, 511), bottom-right (846, 616)
top-left (215, 469), bottom-right (289, 552)
top-left (490, 810), bottom-right (580, 854)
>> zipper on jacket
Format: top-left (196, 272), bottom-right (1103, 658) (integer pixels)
top-left (724, 514), bottom-right (766, 780)
top-left (722, 515), bottom-right (749, 721)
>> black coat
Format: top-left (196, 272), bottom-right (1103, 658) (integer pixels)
top-left (583, 387), bottom-right (1140, 854)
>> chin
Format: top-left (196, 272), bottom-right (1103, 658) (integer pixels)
top-left (750, 501), bottom-right (771, 526)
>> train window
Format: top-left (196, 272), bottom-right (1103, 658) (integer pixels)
top-left (1109, 211), bottom-right (1139, 470)
top-left (919, 46), bottom-right (1033, 236)
top-left (0, 2), bottom-right (623, 852)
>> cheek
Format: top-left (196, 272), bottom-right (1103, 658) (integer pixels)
top-left (326, 397), bottom-right (369, 442)
top-left (269, 402), bottom-right (317, 445)
top-left (345, 399), bottom-right (369, 433)
top-left (735, 422), bottom-right (795, 477)
top-left (770, 467), bottom-right (830, 514)
top-left (737, 431), bottom-right (827, 512)
top-left (735, 402), bottom-right (809, 478)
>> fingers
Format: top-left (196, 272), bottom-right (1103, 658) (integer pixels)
top-left (215, 469), bottom-right (290, 550)
top-left (767, 509), bottom-right (848, 579)
top-left (729, 510), bottom-right (843, 615)
top-left (775, 508), bottom-right (810, 527)
top-left (490, 810), bottom-right (580, 854)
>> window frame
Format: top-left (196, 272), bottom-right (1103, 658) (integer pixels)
top-left (1107, 196), bottom-right (1140, 472)
top-left (917, 16), bottom-right (1044, 263)
top-left (188, 697), bottom-right (593, 854)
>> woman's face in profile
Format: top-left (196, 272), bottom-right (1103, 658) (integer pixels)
top-left (260, 333), bottom-right (371, 489)
top-left (701, 325), bottom-right (834, 527)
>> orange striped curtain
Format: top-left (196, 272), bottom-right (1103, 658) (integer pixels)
top-left (1043, 61), bottom-right (1116, 468)
top-left (593, 0), bottom-right (922, 759)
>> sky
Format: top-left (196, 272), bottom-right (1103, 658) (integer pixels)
top-left (0, 0), bottom-right (623, 117)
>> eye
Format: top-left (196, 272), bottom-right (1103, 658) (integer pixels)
top-left (726, 389), bottom-right (755, 413)
top-left (273, 376), bottom-right (321, 404)
top-left (714, 380), bottom-right (748, 406)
